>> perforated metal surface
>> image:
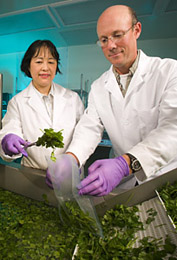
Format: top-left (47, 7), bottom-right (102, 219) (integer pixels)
top-left (135, 197), bottom-right (177, 248)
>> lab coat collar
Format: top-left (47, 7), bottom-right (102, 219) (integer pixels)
top-left (24, 82), bottom-right (51, 124)
top-left (104, 50), bottom-right (149, 99)
top-left (104, 68), bottom-right (122, 99)
top-left (132, 49), bottom-right (152, 77)
top-left (23, 82), bottom-right (67, 125)
top-left (53, 86), bottom-right (68, 125)
top-left (126, 50), bottom-right (149, 96)
top-left (23, 81), bottom-right (66, 98)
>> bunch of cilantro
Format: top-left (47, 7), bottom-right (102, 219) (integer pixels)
top-left (36, 128), bottom-right (64, 162)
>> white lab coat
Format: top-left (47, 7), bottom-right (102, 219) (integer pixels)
top-left (68, 50), bottom-right (177, 185)
top-left (0, 82), bottom-right (84, 170)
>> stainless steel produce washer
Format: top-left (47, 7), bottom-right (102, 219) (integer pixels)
top-left (0, 159), bottom-right (177, 252)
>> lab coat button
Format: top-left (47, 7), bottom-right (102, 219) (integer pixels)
top-left (123, 120), bottom-right (129, 125)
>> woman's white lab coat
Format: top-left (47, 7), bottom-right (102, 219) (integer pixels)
top-left (68, 50), bottom-right (177, 183)
top-left (0, 82), bottom-right (84, 169)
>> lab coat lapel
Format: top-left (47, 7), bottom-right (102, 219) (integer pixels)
top-left (126, 50), bottom-right (150, 97)
top-left (103, 65), bottom-right (145, 101)
top-left (104, 67), bottom-right (123, 101)
top-left (24, 82), bottom-right (51, 123)
top-left (52, 85), bottom-right (66, 125)
top-left (127, 70), bottom-right (144, 94)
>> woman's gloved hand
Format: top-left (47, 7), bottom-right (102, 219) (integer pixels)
top-left (78, 156), bottom-right (129, 196)
top-left (1, 133), bottom-right (28, 157)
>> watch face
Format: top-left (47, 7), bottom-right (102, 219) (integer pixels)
top-left (132, 159), bottom-right (141, 171)
top-left (126, 153), bottom-right (142, 172)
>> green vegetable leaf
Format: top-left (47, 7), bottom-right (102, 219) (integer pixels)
top-left (158, 181), bottom-right (177, 228)
top-left (36, 128), bottom-right (64, 161)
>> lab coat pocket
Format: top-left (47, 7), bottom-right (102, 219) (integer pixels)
top-left (138, 105), bottom-right (159, 138)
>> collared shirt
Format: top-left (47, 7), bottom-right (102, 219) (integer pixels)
top-left (113, 50), bottom-right (140, 97)
top-left (32, 84), bottom-right (54, 120)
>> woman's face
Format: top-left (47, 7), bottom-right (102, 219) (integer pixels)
top-left (29, 46), bottom-right (57, 94)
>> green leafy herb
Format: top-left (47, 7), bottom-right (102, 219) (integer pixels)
top-left (36, 128), bottom-right (64, 162)
top-left (0, 188), bottom-right (176, 260)
top-left (0, 188), bottom-right (77, 260)
top-left (75, 204), bottom-right (177, 259)
top-left (158, 181), bottom-right (177, 228)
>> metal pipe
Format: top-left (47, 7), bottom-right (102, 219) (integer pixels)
top-left (80, 73), bottom-right (83, 99)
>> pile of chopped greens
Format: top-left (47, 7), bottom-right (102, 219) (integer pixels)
top-left (36, 128), bottom-right (64, 162)
top-left (158, 181), bottom-right (177, 228)
top-left (0, 189), bottom-right (77, 260)
top-left (75, 205), bottom-right (177, 260)
top-left (0, 188), bottom-right (176, 260)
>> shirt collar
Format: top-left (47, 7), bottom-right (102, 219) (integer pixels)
top-left (129, 50), bottom-right (140, 75)
top-left (113, 50), bottom-right (140, 77)
top-left (32, 83), bottom-right (54, 98)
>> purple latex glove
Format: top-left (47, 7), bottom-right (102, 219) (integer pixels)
top-left (46, 168), bottom-right (53, 189)
top-left (78, 156), bottom-right (129, 196)
top-left (1, 133), bottom-right (28, 157)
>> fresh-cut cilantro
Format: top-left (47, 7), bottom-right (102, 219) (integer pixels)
top-left (158, 181), bottom-right (177, 228)
top-left (0, 188), bottom-right (176, 260)
top-left (75, 204), bottom-right (177, 259)
top-left (0, 188), bottom-right (77, 260)
top-left (36, 128), bottom-right (64, 162)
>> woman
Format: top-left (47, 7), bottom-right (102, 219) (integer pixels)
top-left (0, 40), bottom-right (84, 170)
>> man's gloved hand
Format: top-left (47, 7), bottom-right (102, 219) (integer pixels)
top-left (1, 133), bottom-right (28, 157)
top-left (46, 168), bottom-right (53, 189)
top-left (78, 156), bottom-right (129, 196)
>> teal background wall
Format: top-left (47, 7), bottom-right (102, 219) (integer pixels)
top-left (0, 36), bottom-right (177, 113)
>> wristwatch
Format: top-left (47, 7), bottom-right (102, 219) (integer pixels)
top-left (126, 153), bottom-right (142, 173)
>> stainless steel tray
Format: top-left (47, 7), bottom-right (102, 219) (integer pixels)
top-left (155, 189), bottom-right (176, 230)
top-left (1, 160), bottom-right (177, 258)
top-left (0, 160), bottom-right (177, 214)
top-left (135, 197), bottom-right (177, 247)
top-left (72, 197), bottom-right (177, 259)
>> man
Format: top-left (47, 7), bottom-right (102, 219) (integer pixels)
top-left (47, 5), bottom-right (177, 196)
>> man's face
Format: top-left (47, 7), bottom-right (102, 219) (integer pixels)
top-left (97, 7), bottom-right (141, 74)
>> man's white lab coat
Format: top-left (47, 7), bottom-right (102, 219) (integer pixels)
top-left (0, 82), bottom-right (84, 169)
top-left (68, 50), bottom-right (177, 184)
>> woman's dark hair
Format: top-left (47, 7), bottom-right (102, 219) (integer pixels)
top-left (21, 40), bottom-right (61, 78)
